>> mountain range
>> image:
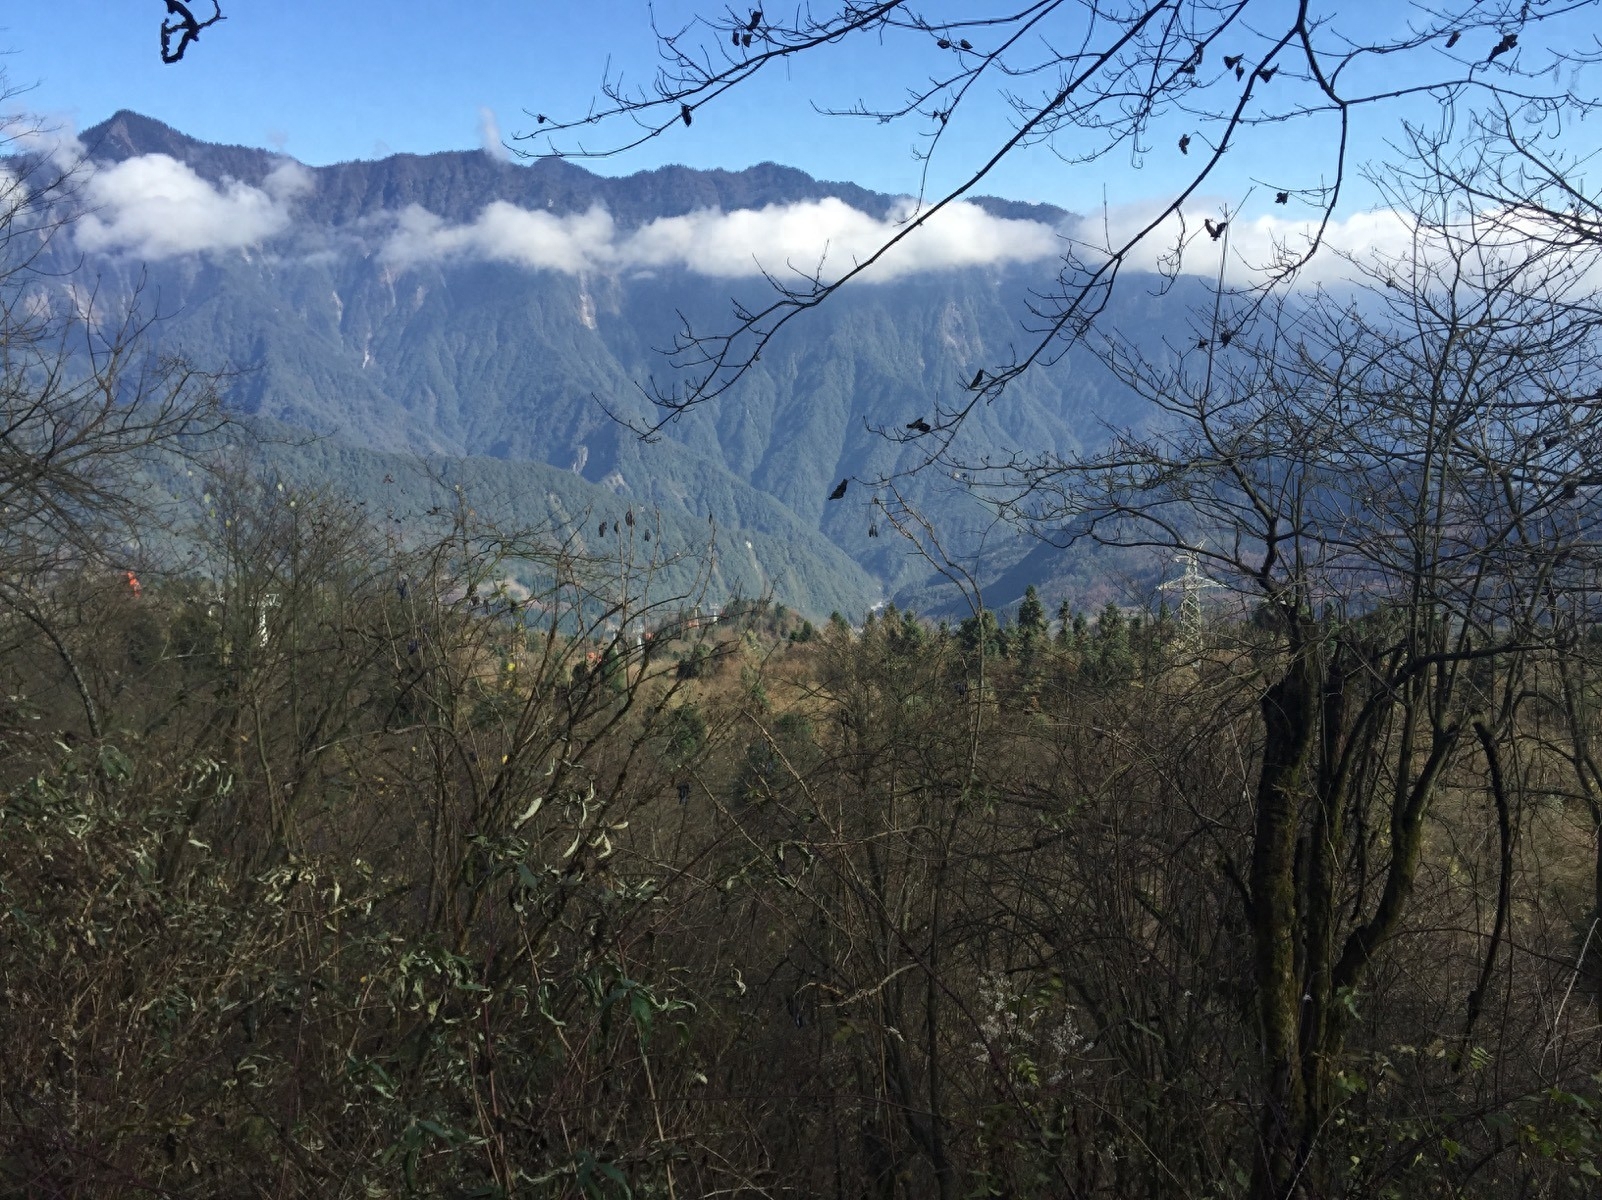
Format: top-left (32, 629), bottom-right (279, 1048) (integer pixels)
top-left (56, 111), bottom-right (1200, 617)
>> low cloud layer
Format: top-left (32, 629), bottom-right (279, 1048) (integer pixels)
top-left (1081, 201), bottom-right (1430, 287)
top-left (76, 154), bottom-right (313, 259)
top-left (2, 115), bottom-right (87, 170)
top-left (381, 196), bottom-right (1064, 282)
top-left (374, 191), bottom-right (1468, 290)
top-left (52, 140), bottom-right (1510, 292)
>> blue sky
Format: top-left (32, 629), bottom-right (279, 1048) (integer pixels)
top-left (1, 0), bottom-right (1481, 212)
top-left (5, 2), bottom-right (929, 175)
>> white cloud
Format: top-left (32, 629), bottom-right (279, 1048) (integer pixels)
top-left (1069, 198), bottom-right (1602, 298)
top-left (1068, 200), bottom-right (1429, 286)
top-left (75, 154), bottom-right (313, 259)
top-left (384, 202), bottom-right (616, 273)
top-left (1, 113), bottom-right (87, 171)
top-left (380, 196), bottom-right (1063, 281)
top-left (65, 142), bottom-right (1561, 294)
top-left (379, 189), bottom-right (1483, 289)
top-left (478, 107), bottom-right (509, 163)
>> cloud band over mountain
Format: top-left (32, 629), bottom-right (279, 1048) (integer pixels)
top-left (379, 196), bottom-right (1065, 282)
top-left (63, 144), bottom-right (1453, 291)
top-left (66, 148), bottom-right (1068, 280)
top-left (76, 153), bottom-right (313, 258)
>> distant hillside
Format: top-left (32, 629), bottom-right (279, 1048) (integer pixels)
top-left (251, 431), bottom-right (882, 618)
top-left (52, 113), bottom-right (1198, 616)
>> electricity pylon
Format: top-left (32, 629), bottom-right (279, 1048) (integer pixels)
top-left (1158, 549), bottom-right (1223, 657)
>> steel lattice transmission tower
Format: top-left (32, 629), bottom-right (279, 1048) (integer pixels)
top-left (1157, 549), bottom-right (1223, 653)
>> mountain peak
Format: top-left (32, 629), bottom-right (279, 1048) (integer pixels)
top-left (79, 110), bottom-right (292, 192)
top-left (84, 111), bottom-right (202, 160)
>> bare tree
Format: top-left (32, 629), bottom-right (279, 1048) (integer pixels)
top-left (980, 157), bottom-right (1602, 1193)
top-left (0, 87), bottom-right (227, 737)
top-left (158, 1), bottom-right (224, 63)
top-left (525, 0), bottom-right (1602, 435)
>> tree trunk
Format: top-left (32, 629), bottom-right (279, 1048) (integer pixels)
top-left (1249, 654), bottom-right (1319, 1199)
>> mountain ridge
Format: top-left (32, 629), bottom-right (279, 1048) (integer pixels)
top-left (79, 110), bottom-right (1074, 229)
top-left (53, 114), bottom-right (1183, 617)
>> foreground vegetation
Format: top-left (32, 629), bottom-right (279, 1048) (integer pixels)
top-left (3, 477), bottom-right (1602, 1197)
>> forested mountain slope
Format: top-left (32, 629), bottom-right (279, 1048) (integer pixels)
top-left (71, 111), bottom-right (1187, 614)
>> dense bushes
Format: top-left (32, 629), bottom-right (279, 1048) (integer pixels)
top-left (5, 501), bottom-right (1602, 1196)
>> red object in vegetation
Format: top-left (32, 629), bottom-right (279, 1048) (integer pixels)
top-left (125, 571), bottom-right (142, 599)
